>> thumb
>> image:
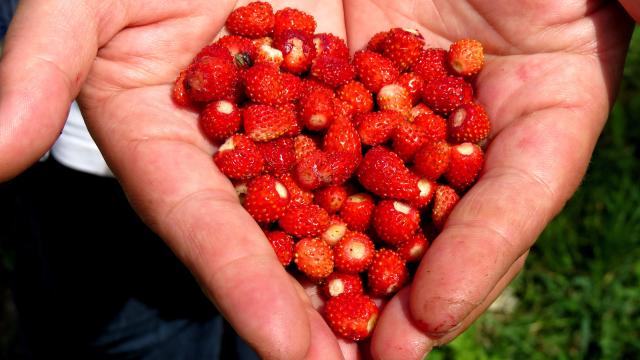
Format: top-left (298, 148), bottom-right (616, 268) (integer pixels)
top-left (0, 0), bottom-right (125, 181)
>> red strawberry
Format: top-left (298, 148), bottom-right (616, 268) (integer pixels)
top-left (373, 200), bottom-right (420, 246)
top-left (409, 103), bottom-right (434, 121)
top-left (391, 120), bottom-right (429, 162)
top-left (225, 1), bottom-right (275, 38)
top-left (413, 141), bottom-right (451, 180)
top-left (321, 151), bottom-right (361, 186)
top-left (273, 7), bottom-right (316, 37)
top-left (412, 48), bottom-right (449, 82)
top-left (315, 185), bottom-right (348, 214)
top-left (277, 173), bottom-right (314, 206)
top-left (273, 30), bottom-right (317, 74)
top-left (172, 68), bottom-right (194, 108)
top-left (366, 31), bottom-right (390, 53)
top-left (336, 81), bottom-right (374, 115)
top-left (324, 293), bottom-right (379, 341)
top-left (243, 64), bottom-right (290, 106)
top-left (448, 103), bottom-right (491, 144)
top-left (367, 249), bottom-right (409, 297)
top-left (432, 185), bottom-right (460, 229)
top-left (280, 72), bottom-right (303, 103)
top-left (293, 134), bottom-right (321, 161)
top-left (377, 84), bottom-right (412, 118)
top-left (323, 115), bottom-right (362, 157)
top-left (266, 230), bottom-right (295, 266)
top-left (313, 33), bottom-right (350, 60)
top-left (413, 113), bottom-right (448, 142)
top-left (244, 175), bottom-right (289, 223)
top-left (279, 203), bottom-right (330, 238)
top-left (353, 50), bottom-right (400, 93)
top-left (444, 142), bottom-right (484, 190)
top-left (185, 55), bottom-right (238, 103)
top-left (310, 55), bottom-right (356, 88)
top-left (339, 193), bottom-right (376, 232)
top-left (213, 134), bottom-right (264, 180)
top-left (356, 146), bottom-right (420, 201)
top-left (381, 28), bottom-right (425, 71)
top-left (396, 72), bottom-right (425, 105)
top-left (243, 104), bottom-right (294, 142)
top-left (216, 35), bottom-right (257, 69)
top-left (294, 150), bottom-right (326, 191)
top-left (256, 137), bottom-right (296, 176)
top-left (253, 38), bottom-right (284, 67)
top-left (448, 39), bottom-right (484, 77)
top-left (277, 102), bottom-right (303, 137)
top-left (294, 237), bottom-right (334, 280)
top-left (357, 110), bottom-right (403, 146)
top-left (199, 100), bottom-right (241, 143)
top-left (300, 87), bottom-right (335, 132)
top-left (412, 177), bottom-right (436, 209)
top-left (193, 43), bottom-right (234, 63)
top-left (396, 231), bottom-right (429, 263)
top-left (321, 215), bottom-right (348, 246)
top-left (422, 76), bottom-right (474, 115)
top-left (322, 272), bottom-right (364, 298)
top-left (333, 231), bottom-right (375, 273)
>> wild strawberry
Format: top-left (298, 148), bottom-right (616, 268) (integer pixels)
top-left (185, 55), bottom-right (238, 103)
top-left (295, 151), bottom-right (357, 190)
top-left (242, 104), bottom-right (294, 142)
top-left (256, 137), bottom-right (296, 176)
top-left (293, 134), bottom-right (321, 161)
top-left (313, 33), bottom-right (350, 60)
top-left (244, 175), bottom-right (289, 223)
top-left (321, 215), bottom-right (348, 246)
top-left (432, 185), bottom-right (460, 229)
top-left (324, 293), bottom-right (379, 341)
top-left (323, 115), bottom-right (362, 157)
top-left (367, 249), bottom-right (409, 297)
top-left (294, 150), bottom-right (326, 191)
top-left (377, 84), bottom-right (412, 118)
top-left (413, 141), bottom-right (451, 180)
top-left (412, 177), bottom-right (436, 209)
top-left (353, 50), bottom-right (400, 93)
top-left (274, 30), bottom-right (317, 74)
top-left (357, 111), bottom-right (403, 146)
top-left (339, 193), bottom-right (376, 232)
top-left (216, 35), bottom-right (257, 69)
top-left (422, 76), bottom-right (474, 115)
top-left (396, 72), bottom-right (425, 105)
top-left (333, 231), bottom-right (375, 273)
top-left (253, 39), bottom-right (284, 67)
top-left (448, 103), bottom-right (491, 144)
top-left (294, 237), bottom-right (334, 280)
top-left (213, 134), bottom-right (264, 180)
top-left (357, 146), bottom-right (420, 201)
top-left (172, 68), bottom-right (194, 108)
top-left (280, 72), bottom-right (303, 103)
top-left (315, 185), bottom-right (348, 214)
top-left (310, 55), bottom-right (356, 88)
top-left (366, 31), bottom-right (390, 53)
top-left (448, 39), bottom-right (484, 77)
top-left (336, 81), bottom-right (373, 115)
top-left (274, 7), bottom-right (316, 37)
top-left (322, 272), bottom-right (364, 298)
top-left (373, 200), bottom-right (420, 246)
top-left (412, 48), bottom-right (449, 82)
top-left (225, 1), bottom-right (275, 38)
top-left (413, 113), bottom-right (448, 142)
top-left (266, 230), bottom-right (295, 266)
top-left (279, 203), bottom-right (330, 238)
top-left (243, 63), bottom-right (297, 106)
top-left (396, 231), bottom-right (429, 263)
top-left (199, 100), bottom-right (241, 143)
top-left (445, 142), bottom-right (484, 190)
top-left (193, 43), bottom-right (234, 63)
top-left (409, 103), bottom-right (434, 121)
top-left (277, 173), bottom-right (314, 205)
top-left (300, 87), bottom-right (335, 132)
top-left (278, 102), bottom-right (303, 137)
top-left (391, 120), bottom-right (428, 162)
top-left (381, 28), bottom-right (425, 71)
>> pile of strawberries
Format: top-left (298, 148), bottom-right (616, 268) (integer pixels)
top-left (172, 1), bottom-right (490, 342)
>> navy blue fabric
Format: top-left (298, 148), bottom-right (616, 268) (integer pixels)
top-left (0, 0), bottom-right (18, 38)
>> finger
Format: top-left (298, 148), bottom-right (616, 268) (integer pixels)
top-left (409, 102), bottom-right (603, 339)
top-left (370, 253), bottom-right (526, 359)
top-left (0, 0), bottom-right (128, 181)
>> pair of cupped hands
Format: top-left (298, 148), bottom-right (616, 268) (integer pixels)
top-left (0, 0), bottom-right (637, 359)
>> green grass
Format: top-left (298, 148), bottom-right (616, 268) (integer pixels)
top-left (430, 27), bottom-right (640, 360)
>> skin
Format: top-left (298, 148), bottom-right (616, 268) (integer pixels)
top-left (0, 1), bottom-right (636, 359)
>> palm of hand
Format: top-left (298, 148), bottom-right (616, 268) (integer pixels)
top-left (75, 1), bottom-right (632, 359)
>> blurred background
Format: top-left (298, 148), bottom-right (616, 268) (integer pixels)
top-left (0, 13), bottom-right (639, 360)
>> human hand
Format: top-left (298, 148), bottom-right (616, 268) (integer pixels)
top-left (339, 0), bottom-right (634, 358)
